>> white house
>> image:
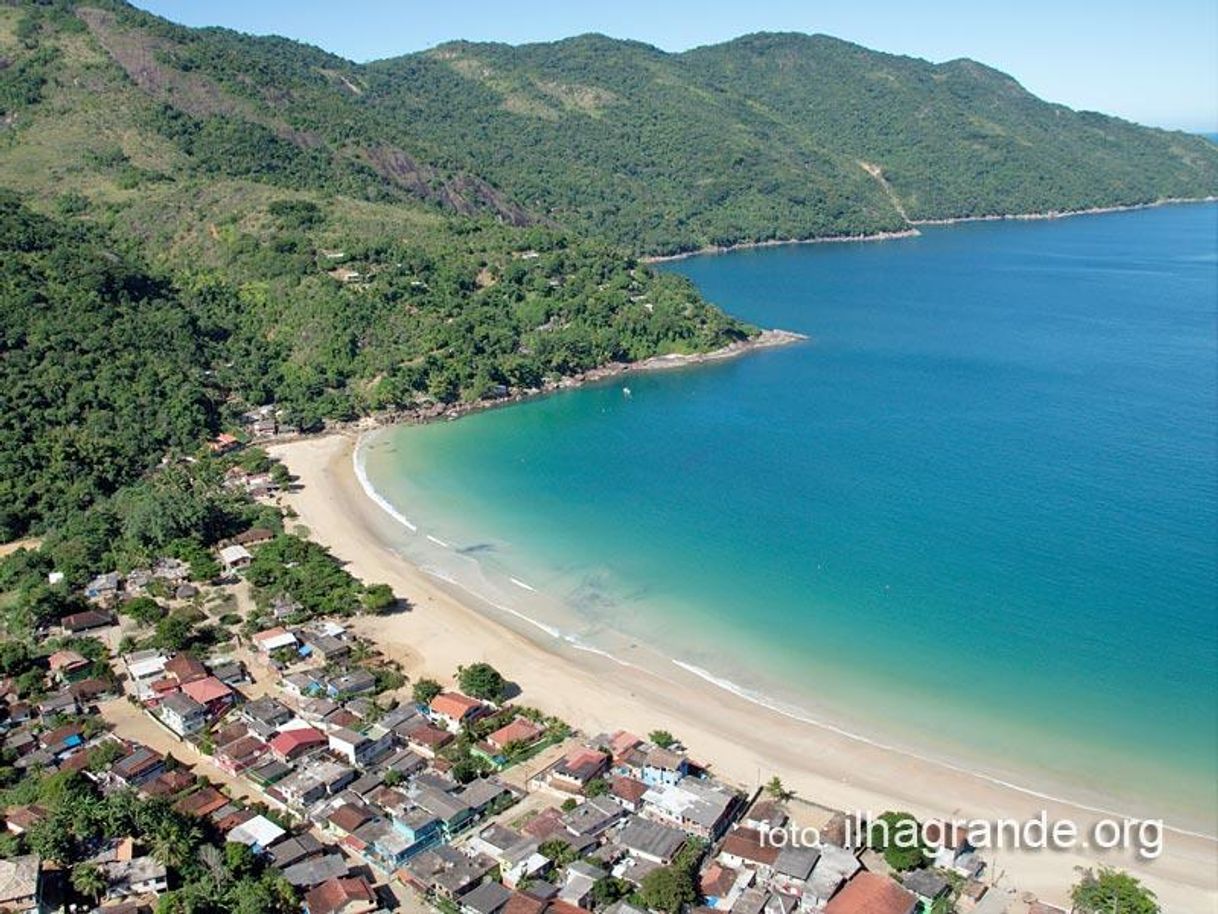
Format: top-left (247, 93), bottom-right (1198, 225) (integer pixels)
top-left (158, 692), bottom-right (207, 737)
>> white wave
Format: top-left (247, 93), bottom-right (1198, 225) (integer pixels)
top-left (670, 660), bottom-right (1217, 841)
top-left (352, 437), bottom-right (416, 532)
top-left (419, 566), bottom-right (563, 640)
top-left (509, 577), bottom-right (537, 592)
top-left (426, 535), bottom-right (451, 548)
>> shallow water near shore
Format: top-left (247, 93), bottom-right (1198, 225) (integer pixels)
top-left (361, 203), bottom-right (1218, 832)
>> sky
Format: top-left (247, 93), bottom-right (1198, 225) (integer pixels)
top-left (132, 1), bottom-right (1218, 132)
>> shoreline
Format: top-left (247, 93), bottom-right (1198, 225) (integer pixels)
top-left (260, 328), bottom-right (807, 441)
top-left (269, 433), bottom-right (1218, 913)
top-left (641, 196), bottom-right (1218, 262)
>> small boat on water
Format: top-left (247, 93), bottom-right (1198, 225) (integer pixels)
top-left (622, 386), bottom-right (632, 397)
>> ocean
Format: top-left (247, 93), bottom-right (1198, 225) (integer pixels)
top-left (359, 203), bottom-right (1218, 832)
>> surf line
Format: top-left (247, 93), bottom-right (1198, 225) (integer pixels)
top-left (509, 577), bottom-right (537, 592)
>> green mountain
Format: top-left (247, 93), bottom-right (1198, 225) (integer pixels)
top-left (1, 0), bottom-right (1215, 538)
top-left (364, 32), bottom-right (1217, 252)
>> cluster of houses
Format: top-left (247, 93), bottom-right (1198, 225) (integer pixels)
top-left (84, 556), bottom-right (195, 607)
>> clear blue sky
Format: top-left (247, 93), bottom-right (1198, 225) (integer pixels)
top-left (133, 1), bottom-right (1217, 131)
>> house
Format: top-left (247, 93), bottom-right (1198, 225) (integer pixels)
top-left (639, 746), bottom-right (688, 787)
top-left (111, 745), bottom-right (166, 787)
top-left (214, 735), bottom-right (268, 775)
top-left (283, 671), bottom-right (325, 699)
top-left (616, 816), bottom-right (688, 865)
top-left (61, 609), bottom-right (115, 633)
top-left (240, 696), bottom-right (293, 738)
top-left (157, 692), bottom-right (207, 737)
top-left (37, 689), bottom-right (77, 717)
top-left (124, 651), bottom-right (169, 701)
top-left (609, 777), bottom-right (648, 812)
top-left (48, 650), bottom-right (90, 683)
top-left (404, 722), bottom-right (454, 758)
top-left (68, 677), bottom-right (114, 705)
top-left (276, 761), bottom-right (355, 808)
top-left (208, 659), bottom-right (248, 686)
top-left (562, 796), bottom-right (624, 838)
top-left (459, 777), bottom-right (514, 816)
top-left (328, 727), bottom-right (393, 767)
top-left (269, 727), bottom-right (328, 763)
top-left (180, 676), bottom-right (235, 716)
top-left (549, 747), bottom-right (609, 793)
top-left (253, 626), bottom-right (299, 654)
top-left (824, 873), bottom-right (916, 914)
top-left (718, 827), bottom-right (780, 875)
top-left (771, 846), bottom-right (820, 895)
top-left (209, 433), bottom-right (241, 454)
top-left (902, 870), bottom-right (950, 910)
top-left (176, 786), bottom-right (229, 819)
top-left (462, 881), bottom-right (514, 914)
top-left (232, 527), bottom-right (274, 548)
top-left (486, 717), bottom-right (544, 753)
top-left (326, 670), bottom-right (376, 698)
top-left (85, 572), bottom-right (121, 602)
top-left (218, 544), bottom-right (252, 574)
top-left (39, 724), bottom-right (84, 758)
top-left (402, 846), bottom-right (496, 899)
top-left (283, 853), bottom-right (350, 889)
top-left (558, 860), bottom-right (605, 908)
top-left (640, 777), bottom-right (740, 840)
top-left (0, 855), bottom-right (42, 913)
top-left (923, 821), bottom-right (973, 871)
top-left (304, 633), bottom-right (350, 664)
top-left (99, 856), bottom-right (169, 900)
top-left (429, 692), bottom-right (486, 732)
top-left (269, 832), bottom-right (324, 869)
top-left (227, 815), bottom-right (286, 853)
top-left (304, 875), bottom-right (377, 914)
top-left (326, 801), bottom-right (376, 840)
top-left (164, 654), bottom-right (208, 686)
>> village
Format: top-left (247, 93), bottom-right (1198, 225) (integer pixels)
top-left (0, 438), bottom-right (1049, 914)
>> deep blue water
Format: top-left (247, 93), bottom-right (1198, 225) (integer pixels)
top-left (366, 204), bottom-right (1218, 827)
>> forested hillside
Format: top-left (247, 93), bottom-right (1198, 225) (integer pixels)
top-left (1, 0), bottom-right (1215, 538)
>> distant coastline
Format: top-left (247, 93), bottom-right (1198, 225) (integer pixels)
top-left (642, 195), bottom-right (1218, 263)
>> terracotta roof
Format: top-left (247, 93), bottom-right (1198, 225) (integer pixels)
top-left (503, 893), bottom-right (547, 914)
top-left (407, 724), bottom-right (453, 749)
top-left (430, 692), bottom-right (483, 720)
top-left (176, 787), bottom-right (228, 818)
top-left (305, 875), bottom-right (376, 914)
top-left (488, 717), bottom-right (544, 749)
top-left (269, 727), bottom-right (327, 756)
top-left (165, 654), bottom-right (208, 684)
top-left (60, 610), bottom-right (114, 630)
top-left (48, 650), bottom-right (88, 671)
top-left (824, 873), bottom-right (916, 914)
top-left (180, 676), bottom-right (233, 705)
top-left (720, 828), bottom-right (779, 867)
top-left (610, 776), bottom-right (648, 805)
top-left (327, 803), bottom-right (374, 835)
top-left (701, 864), bottom-right (737, 898)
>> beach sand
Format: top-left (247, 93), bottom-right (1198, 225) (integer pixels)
top-left (268, 433), bottom-right (1217, 913)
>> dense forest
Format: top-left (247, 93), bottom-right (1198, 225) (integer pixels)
top-left (1, 0), bottom-right (1216, 539)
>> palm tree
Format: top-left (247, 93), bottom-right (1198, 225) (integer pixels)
top-left (765, 775), bottom-right (793, 802)
top-left (71, 863), bottom-right (108, 903)
top-left (149, 820), bottom-right (198, 870)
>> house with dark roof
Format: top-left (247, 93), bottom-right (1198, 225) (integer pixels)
top-left (616, 816), bottom-right (688, 865)
top-left (548, 746), bottom-right (609, 793)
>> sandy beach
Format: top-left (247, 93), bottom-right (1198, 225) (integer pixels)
top-left (268, 433), bottom-right (1217, 913)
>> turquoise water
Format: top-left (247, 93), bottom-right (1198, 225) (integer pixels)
top-left (363, 204), bottom-right (1218, 829)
